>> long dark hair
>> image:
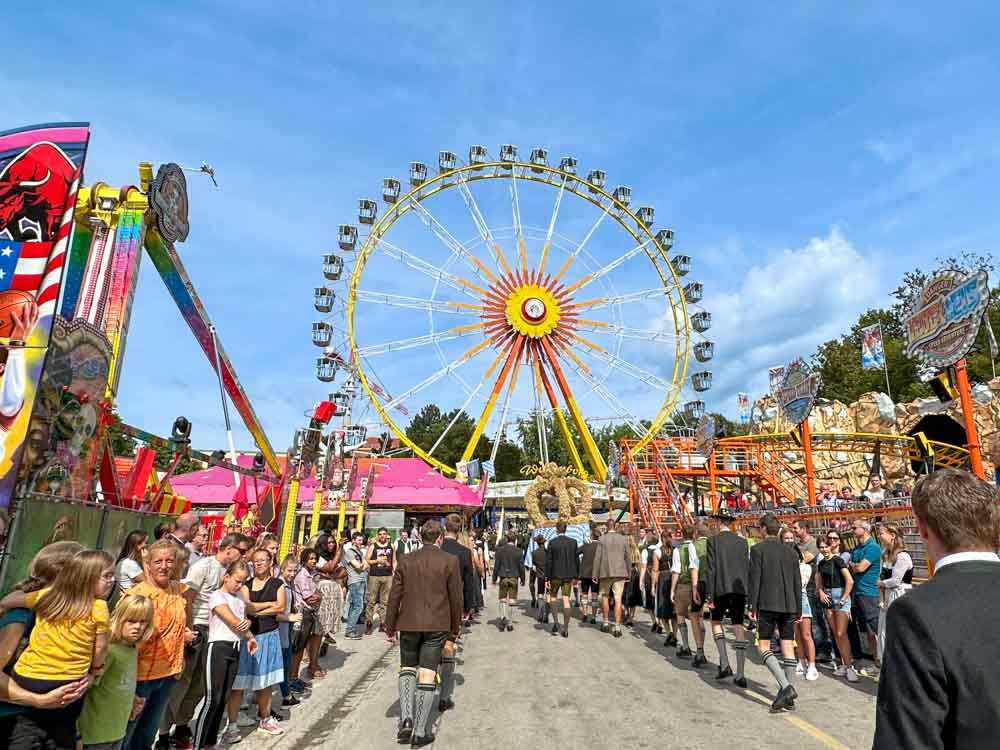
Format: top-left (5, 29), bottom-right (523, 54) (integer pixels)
top-left (116, 530), bottom-right (147, 566)
top-left (314, 532), bottom-right (333, 559)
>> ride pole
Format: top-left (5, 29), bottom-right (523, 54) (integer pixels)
top-left (708, 448), bottom-right (717, 512)
top-left (800, 419), bottom-right (817, 505)
top-left (954, 358), bottom-right (986, 479)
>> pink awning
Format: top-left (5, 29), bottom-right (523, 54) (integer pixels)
top-left (352, 458), bottom-right (483, 509)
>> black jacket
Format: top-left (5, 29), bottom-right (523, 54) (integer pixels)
top-left (704, 530), bottom-right (749, 601)
top-left (545, 535), bottom-right (580, 581)
top-left (492, 542), bottom-right (525, 583)
top-left (441, 538), bottom-right (473, 611)
top-left (531, 547), bottom-right (546, 577)
top-left (874, 559), bottom-right (1000, 750)
top-left (579, 541), bottom-right (599, 578)
top-left (748, 537), bottom-right (801, 615)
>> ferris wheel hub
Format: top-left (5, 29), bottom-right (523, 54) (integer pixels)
top-left (504, 283), bottom-right (561, 339)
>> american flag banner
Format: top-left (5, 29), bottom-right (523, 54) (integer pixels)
top-left (0, 123), bottom-right (90, 507)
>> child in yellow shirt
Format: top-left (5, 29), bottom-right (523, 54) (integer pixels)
top-left (0, 549), bottom-right (115, 749)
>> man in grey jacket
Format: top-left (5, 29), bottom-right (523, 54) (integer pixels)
top-left (591, 519), bottom-right (632, 637)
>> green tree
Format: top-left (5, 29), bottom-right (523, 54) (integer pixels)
top-left (105, 409), bottom-right (137, 458)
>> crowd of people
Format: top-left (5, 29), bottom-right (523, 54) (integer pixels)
top-left (0, 467), bottom-right (995, 748)
top-left (0, 509), bottom-right (496, 750)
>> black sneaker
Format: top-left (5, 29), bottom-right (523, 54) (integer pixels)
top-left (692, 654), bottom-right (708, 668)
top-left (497, 619), bottom-right (506, 632)
top-left (506, 623), bottom-right (513, 632)
top-left (676, 647), bottom-right (693, 659)
top-left (561, 625), bottom-right (568, 638)
top-left (270, 708), bottom-right (289, 722)
top-left (600, 623), bottom-right (611, 634)
top-left (771, 684), bottom-right (798, 712)
top-left (411, 733), bottom-right (435, 748)
top-left (734, 676), bottom-right (749, 688)
top-left (613, 628), bottom-right (623, 638)
top-left (397, 718), bottom-right (413, 743)
top-left (438, 698), bottom-right (455, 713)
top-left (551, 623), bottom-right (559, 636)
top-left (281, 696), bottom-right (301, 707)
top-left (715, 666), bottom-right (733, 681)
top-left (666, 633), bottom-right (678, 647)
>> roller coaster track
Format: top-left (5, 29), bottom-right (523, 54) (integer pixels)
top-left (621, 432), bottom-right (968, 530)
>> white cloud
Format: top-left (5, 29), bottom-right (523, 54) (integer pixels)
top-left (697, 227), bottom-right (881, 417)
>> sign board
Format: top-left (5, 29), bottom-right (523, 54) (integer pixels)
top-left (905, 269), bottom-right (989, 368)
top-left (149, 163), bottom-right (190, 243)
top-left (365, 509), bottom-right (405, 530)
top-left (695, 414), bottom-right (715, 457)
top-left (776, 358), bottom-right (821, 425)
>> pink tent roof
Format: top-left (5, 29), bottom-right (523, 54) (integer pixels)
top-left (352, 458), bottom-right (483, 509)
top-left (170, 454), bottom-right (298, 507)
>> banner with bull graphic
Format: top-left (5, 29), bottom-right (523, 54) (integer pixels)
top-left (0, 123), bottom-right (90, 512)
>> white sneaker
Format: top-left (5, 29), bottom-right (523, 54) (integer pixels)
top-left (834, 665), bottom-right (847, 677)
top-left (846, 666), bottom-right (860, 683)
top-left (237, 711), bottom-right (258, 728)
top-left (223, 724), bottom-right (242, 745)
top-left (795, 661), bottom-right (806, 675)
top-left (257, 717), bottom-right (284, 736)
top-left (805, 665), bottom-right (819, 681)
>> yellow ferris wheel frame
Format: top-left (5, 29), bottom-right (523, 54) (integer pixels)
top-left (346, 159), bottom-right (692, 478)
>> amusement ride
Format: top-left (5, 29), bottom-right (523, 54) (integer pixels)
top-left (312, 145), bottom-right (714, 486)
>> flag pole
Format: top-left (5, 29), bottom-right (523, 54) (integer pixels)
top-left (880, 324), bottom-right (892, 400)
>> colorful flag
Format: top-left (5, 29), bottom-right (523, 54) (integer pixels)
top-left (738, 393), bottom-right (750, 424)
top-left (861, 323), bottom-right (886, 370)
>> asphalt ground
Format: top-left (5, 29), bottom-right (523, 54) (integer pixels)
top-left (235, 588), bottom-right (877, 749)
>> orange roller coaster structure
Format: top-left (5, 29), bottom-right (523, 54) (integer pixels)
top-left (620, 432), bottom-right (969, 532)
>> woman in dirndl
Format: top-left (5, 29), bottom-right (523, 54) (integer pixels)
top-left (876, 525), bottom-right (913, 663)
top-left (314, 533), bottom-right (344, 647)
top-left (229, 548), bottom-right (286, 737)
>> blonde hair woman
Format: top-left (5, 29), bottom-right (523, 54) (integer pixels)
top-left (876, 524), bottom-right (913, 661)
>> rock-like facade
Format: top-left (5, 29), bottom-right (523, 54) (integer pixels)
top-left (751, 380), bottom-right (997, 490)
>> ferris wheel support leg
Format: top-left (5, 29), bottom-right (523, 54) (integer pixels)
top-left (534, 356), bottom-right (588, 480)
top-left (538, 339), bottom-right (606, 481)
top-left (461, 338), bottom-right (525, 464)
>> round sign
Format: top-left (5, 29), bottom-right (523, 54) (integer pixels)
top-left (149, 163), bottom-right (190, 243)
top-left (905, 269), bottom-right (989, 368)
top-left (776, 358), bottom-right (821, 426)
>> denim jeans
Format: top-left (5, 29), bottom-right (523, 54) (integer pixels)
top-left (345, 581), bottom-right (366, 634)
top-left (122, 676), bottom-right (177, 750)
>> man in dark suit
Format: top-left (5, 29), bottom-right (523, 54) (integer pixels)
top-left (704, 510), bottom-right (750, 685)
top-left (545, 521), bottom-right (580, 638)
top-left (385, 519), bottom-right (463, 748)
top-left (491, 531), bottom-right (525, 632)
top-left (873, 468), bottom-right (1000, 750)
top-left (748, 513), bottom-right (802, 711)
top-left (438, 514), bottom-right (472, 714)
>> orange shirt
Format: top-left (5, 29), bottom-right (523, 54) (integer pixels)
top-left (127, 581), bottom-right (189, 681)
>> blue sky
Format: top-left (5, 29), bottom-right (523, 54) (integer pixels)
top-left (7, 2), bottom-right (1000, 455)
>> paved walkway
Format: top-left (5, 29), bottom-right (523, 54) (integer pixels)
top-left (236, 589), bottom-right (876, 749)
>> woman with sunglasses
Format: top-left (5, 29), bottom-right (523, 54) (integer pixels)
top-left (816, 533), bottom-right (859, 683)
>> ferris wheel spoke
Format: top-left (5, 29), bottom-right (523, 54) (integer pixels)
top-left (563, 236), bottom-right (657, 295)
top-left (538, 178), bottom-right (567, 277)
top-left (559, 353), bottom-right (647, 438)
top-left (374, 238), bottom-right (487, 298)
top-left (570, 338), bottom-right (673, 392)
top-left (408, 198), bottom-right (499, 284)
top-left (461, 337), bottom-right (525, 462)
top-left (569, 287), bottom-right (669, 311)
top-left (531, 352), bottom-right (550, 463)
top-left (355, 289), bottom-right (484, 315)
top-left (509, 174), bottom-right (528, 273)
top-left (358, 324), bottom-right (484, 358)
top-left (382, 341), bottom-right (491, 411)
top-left (427, 381), bottom-right (486, 459)
top-left (488, 351), bottom-right (523, 464)
top-left (538, 338), bottom-right (606, 480)
top-left (573, 321), bottom-right (680, 344)
top-left (454, 176), bottom-right (513, 277)
top-left (553, 204), bottom-right (610, 282)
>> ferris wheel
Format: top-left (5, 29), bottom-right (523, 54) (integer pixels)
top-left (312, 145), bottom-right (714, 480)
